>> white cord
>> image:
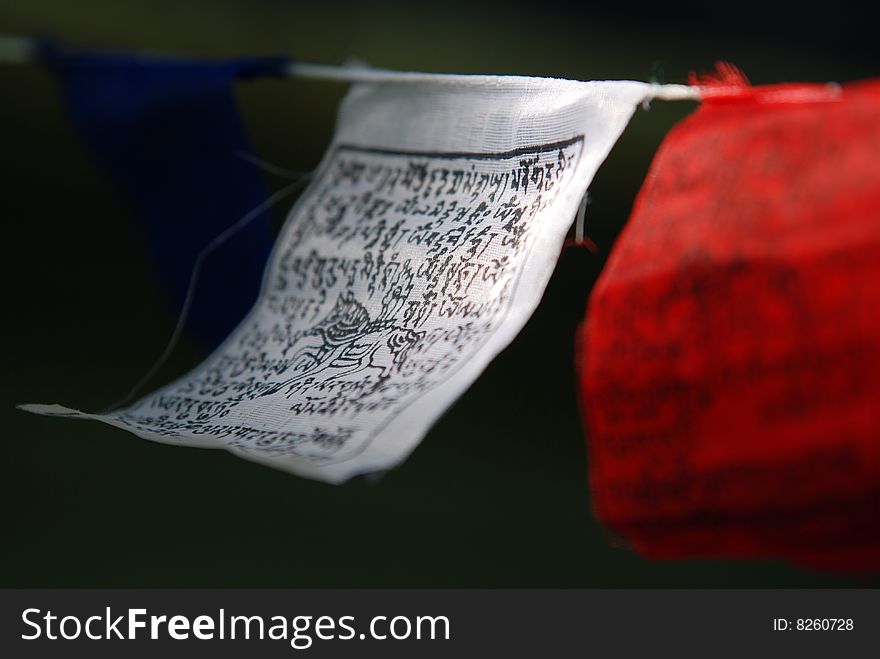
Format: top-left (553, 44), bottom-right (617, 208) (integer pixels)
top-left (1, 34), bottom-right (701, 101)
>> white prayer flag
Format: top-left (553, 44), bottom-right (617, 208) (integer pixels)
top-left (25, 75), bottom-right (665, 482)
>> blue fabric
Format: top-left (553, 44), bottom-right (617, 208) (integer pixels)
top-left (41, 44), bottom-right (289, 348)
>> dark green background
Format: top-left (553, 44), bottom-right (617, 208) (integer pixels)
top-left (2, 0), bottom-right (877, 586)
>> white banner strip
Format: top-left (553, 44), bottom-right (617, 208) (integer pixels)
top-left (24, 76), bottom-right (672, 482)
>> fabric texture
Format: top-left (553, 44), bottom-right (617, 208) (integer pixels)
top-left (578, 78), bottom-right (880, 570)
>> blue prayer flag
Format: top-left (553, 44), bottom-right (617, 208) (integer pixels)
top-left (41, 43), bottom-right (289, 348)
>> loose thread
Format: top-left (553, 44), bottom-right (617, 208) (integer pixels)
top-left (101, 170), bottom-right (311, 413)
top-left (564, 192), bottom-right (598, 253)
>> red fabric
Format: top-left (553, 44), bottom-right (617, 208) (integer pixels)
top-left (577, 79), bottom-right (880, 571)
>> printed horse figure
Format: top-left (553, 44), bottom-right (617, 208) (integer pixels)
top-left (259, 291), bottom-right (423, 397)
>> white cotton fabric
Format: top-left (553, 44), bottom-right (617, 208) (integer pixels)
top-left (24, 76), bottom-right (661, 483)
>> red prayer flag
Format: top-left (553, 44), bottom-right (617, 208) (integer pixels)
top-left (577, 77), bottom-right (880, 571)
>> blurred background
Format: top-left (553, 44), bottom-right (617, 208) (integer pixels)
top-left (2, 0), bottom-right (878, 586)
